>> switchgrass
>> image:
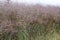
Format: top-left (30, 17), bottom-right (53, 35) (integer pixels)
top-left (0, 12), bottom-right (60, 40)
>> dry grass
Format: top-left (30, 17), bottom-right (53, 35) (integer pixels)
top-left (0, 2), bottom-right (60, 40)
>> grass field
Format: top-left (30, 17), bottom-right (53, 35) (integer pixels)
top-left (0, 12), bottom-right (60, 40)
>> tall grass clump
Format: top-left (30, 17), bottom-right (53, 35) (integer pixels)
top-left (0, 2), bottom-right (60, 40)
top-left (0, 11), bottom-right (18, 40)
top-left (25, 20), bottom-right (45, 40)
top-left (1, 13), bottom-right (60, 40)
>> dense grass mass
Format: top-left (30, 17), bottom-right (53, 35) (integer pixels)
top-left (0, 12), bottom-right (60, 40)
top-left (0, 1), bottom-right (60, 40)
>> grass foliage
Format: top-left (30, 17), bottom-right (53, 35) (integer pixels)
top-left (0, 12), bottom-right (60, 40)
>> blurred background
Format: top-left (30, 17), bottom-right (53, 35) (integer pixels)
top-left (0, 0), bottom-right (60, 40)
